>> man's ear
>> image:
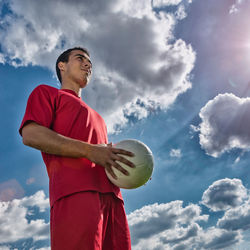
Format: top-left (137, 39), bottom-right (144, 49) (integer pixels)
top-left (58, 62), bottom-right (65, 72)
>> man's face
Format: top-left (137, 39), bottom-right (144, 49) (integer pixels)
top-left (60, 50), bottom-right (92, 88)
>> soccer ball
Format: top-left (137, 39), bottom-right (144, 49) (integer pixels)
top-left (105, 139), bottom-right (154, 189)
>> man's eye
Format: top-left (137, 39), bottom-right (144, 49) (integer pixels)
top-left (78, 57), bottom-right (83, 61)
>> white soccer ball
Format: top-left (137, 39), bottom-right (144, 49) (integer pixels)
top-left (105, 139), bottom-right (154, 189)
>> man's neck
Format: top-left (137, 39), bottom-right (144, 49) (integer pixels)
top-left (61, 82), bottom-right (82, 97)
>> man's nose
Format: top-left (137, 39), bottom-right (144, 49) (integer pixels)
top-left (84, 61), bottom-right (91, 69)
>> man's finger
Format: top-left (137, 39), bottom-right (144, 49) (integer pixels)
top-left (114, 155), bottom-right (135, 168)
top-left (106, 164), bottom-right (117, 179)
top-left (109, 160), bottom-right (130, 176)
top-left (112, 148), bottom-right (135, 157)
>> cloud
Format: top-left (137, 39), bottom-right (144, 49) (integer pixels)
top-left (128, 201), bottom-right (243, 250)
top-left (175, 4), bottom-right (187, 20)
top-left (166, 227), bottom-right (241, 250)
top-left (0, 246), bottom-right (12, 250)
top-left (0, 179), bottom-right (25, 201)
top-left (160, 223), bottom-right (199, 245)
top-left (217, 199), bottom-right (250, 231)
top-left (197, 93), bottom-right (250, 157)
top-left (0, 179), bottom-right (248, 249)
top-left (170, 148), bottom-right (182, 158)
top-left (0, 53), bottom-right (5, 64)
top-left (199, 227), bottom-right (242, 249)
top-left (229, 0), bottom-right (248, 14)
top-left (152, 0), bottom-right (191, 21)
top-left (128, 200), bottom-right (208, 247)
top-left (0, 190), bottom-right (49, 244)
top-left (201, 178), bottom-right (247, 212)
top-left (26, 177), bottom-right (36, 185)
top-left (0, 0), bottom-right (195, 133)
top-left (152, 0), bottom-right (183, 8)
top-left (128, 178), bottom-right (250, 249)
top-left (20, 190), bottom-right (49, 213)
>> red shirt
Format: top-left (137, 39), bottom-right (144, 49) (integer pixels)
top-left (19, 84), bottom-right (122, 207)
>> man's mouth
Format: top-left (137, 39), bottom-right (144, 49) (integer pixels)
top-left (81, 69), bottom-right (91, 75)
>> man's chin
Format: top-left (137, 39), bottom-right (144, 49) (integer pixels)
top-left (79, 80), bottom-right (89, 89)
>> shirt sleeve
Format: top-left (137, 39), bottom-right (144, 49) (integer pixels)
top-left (19, 85), bottom-right (56, 136)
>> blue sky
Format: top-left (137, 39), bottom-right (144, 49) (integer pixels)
top-left (1, 0), bottom-right (250, 249)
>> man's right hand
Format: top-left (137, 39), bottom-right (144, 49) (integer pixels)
top-left (86, 143), bottom-right (135, 180)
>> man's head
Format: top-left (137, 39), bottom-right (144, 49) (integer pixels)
top-left (56, 47), bottom-right (92, 87)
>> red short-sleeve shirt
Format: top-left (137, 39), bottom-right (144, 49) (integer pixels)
top-left (19, 84), bottom-right (122, 207)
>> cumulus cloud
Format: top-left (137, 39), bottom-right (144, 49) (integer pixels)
top-left (1, 179), bottom-right (248, 249)
top-left (175, 4), bottom-right (187, 20)
top-left (128, 200), bottom-right (208, 248)
top-left (128, 201), bottom-right (243, 250)
top-left (217, 199), bottom-right (250, 231)
top-left (0, 190), bottom-right (49, 244)
top-left (152, 0), bottom-right (191, 21)
top-left (0, 0), bottom-right (195, 133)
top-left (167, 227), bottom-right (241, 250)
top-left (127, 178), bottom-right (250, 249)
top-left (196, 93), bottom-right (250, 157)
top-left (198, 227), bottom-right (242, 249)
top-left (201, 178), bottom-right (247, 212)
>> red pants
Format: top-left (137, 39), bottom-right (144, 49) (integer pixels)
top-left (50, 191), bottom-right (131, 250)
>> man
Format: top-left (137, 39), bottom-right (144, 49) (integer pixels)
top-left (19, 47), bottom-right (134, 250)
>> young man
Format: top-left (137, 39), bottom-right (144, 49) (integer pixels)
top-left (19, 47), bottom-right (134, 250)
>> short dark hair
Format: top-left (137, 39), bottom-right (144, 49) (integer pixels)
top-left (56, 47), bottom-right (90, 83)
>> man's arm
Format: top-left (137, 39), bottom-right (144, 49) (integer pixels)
top-left (22, 122), bottom-right (135, 179)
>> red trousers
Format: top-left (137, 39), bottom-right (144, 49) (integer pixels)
top-left (50, 191), bottom-right (131, 250)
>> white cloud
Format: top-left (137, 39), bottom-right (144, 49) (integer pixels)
top-left (0, 0), bottom-right (195, 133)
top-left (198, 227), bottom-right (242, 249)
top-left (0, 247), bottom-right (12, 250)
top-left (0, 53), bottom-right (5, 64)
top-left (152, 0), bottom-right (183, 8)
top-left (127, 178), bottom-right (250, 249)
top-left (175, 4), bottom-right (187, 20)
top-left (128, 200), bottom-right (208, 248)
top-left (229, 0), bottom-right (248, 14)
top-left (197, 93), bottom-right (250, 157)
top-left (20, 190), bottom-right (49, 213)
top-left (201, 178), bottom-right (247, 212)
top-left (218, 199), bottom-right (250, 231)
top-left (128, 201), bottom-right (242, 249)
top-left (0, 190), bottom-right (49, 244)
top-left (170, 148), bottom-right (182, 158)
top-left (0, 179), bottom-right (248, 249)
